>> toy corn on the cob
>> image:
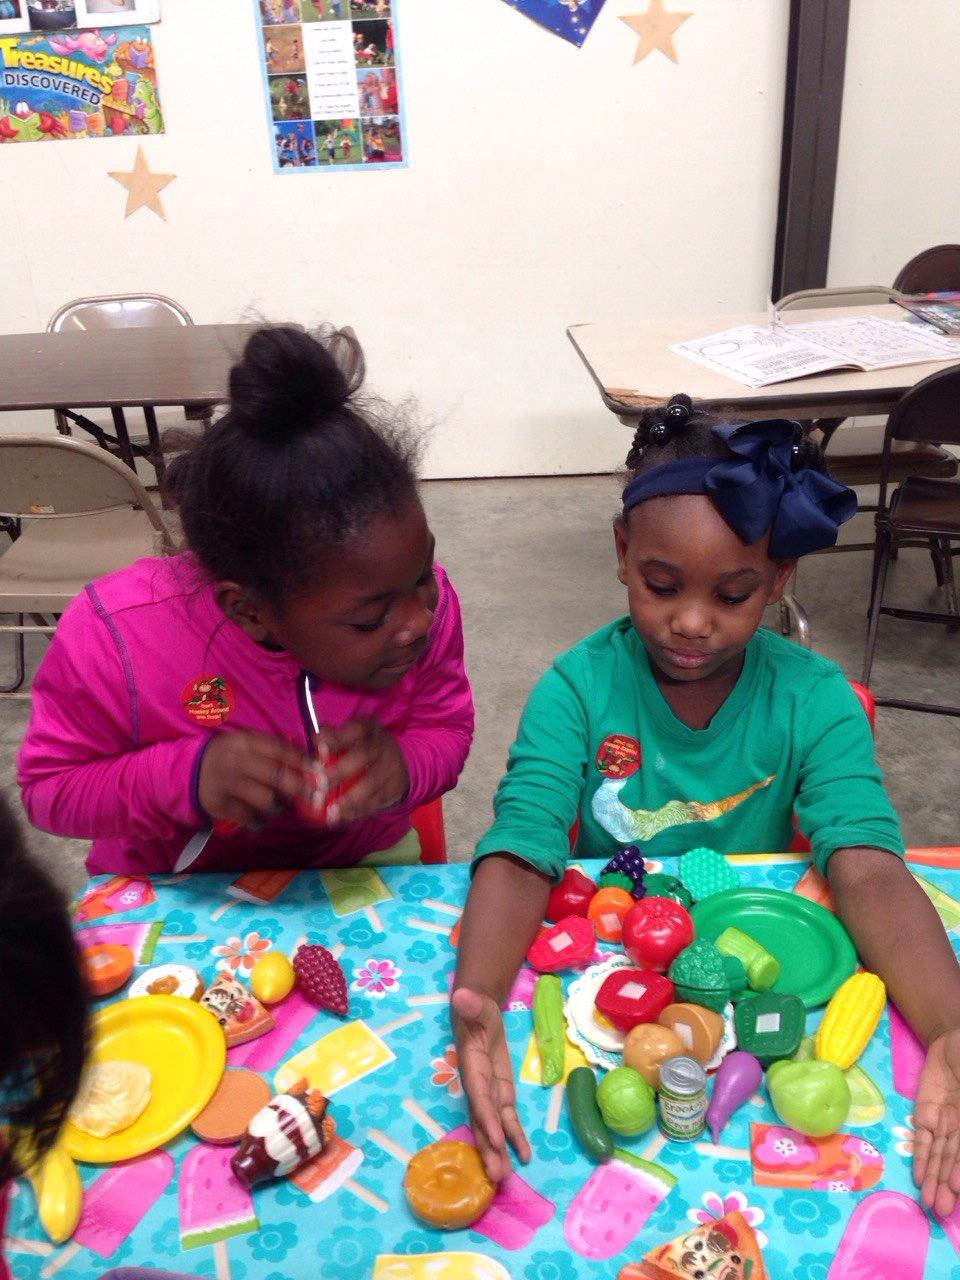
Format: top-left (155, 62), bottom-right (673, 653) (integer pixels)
top-left (816, 972), bottom-right (886, 1070)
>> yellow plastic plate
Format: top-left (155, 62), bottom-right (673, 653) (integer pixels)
top-left (63, 995), bottom-right (225, 1163)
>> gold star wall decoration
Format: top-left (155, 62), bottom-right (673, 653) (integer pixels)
top-left (621, 0), bottom-right (692, 64)
top-left (108, 146), bottom-right (176, 220)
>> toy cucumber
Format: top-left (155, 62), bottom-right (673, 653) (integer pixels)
top-left (567, 1066), bottom-right (614, 1162)
top-left (716, 925), bottom-right (781, 991)
top-left (533, 974), bottom-right (566, 1086)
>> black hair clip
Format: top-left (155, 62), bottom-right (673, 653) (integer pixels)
top-left (650, 393), bottom-right (693, 445)
top-left (790, 434), bottom-right (825, 473)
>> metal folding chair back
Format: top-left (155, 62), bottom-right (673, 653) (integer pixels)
top-left (863, 364), bottom-right (960, 716)
top-left (48, 293), bottom-right (193, 333)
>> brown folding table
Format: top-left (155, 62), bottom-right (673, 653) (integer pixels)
top-left (0, 323), bottom-right (257, 480)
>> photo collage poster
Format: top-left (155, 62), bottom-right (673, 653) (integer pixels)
top-left (0, 22), bottom-right (161, 142)
top-left (257, 0), bottom-right (405, 173)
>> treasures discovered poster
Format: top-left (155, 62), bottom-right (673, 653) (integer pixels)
top-left (0, 23), bottom-right (162, 142)
top-left (257, 0), bottom-right (406, 172)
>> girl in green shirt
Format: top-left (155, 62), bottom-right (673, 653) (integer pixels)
top-left (454, 396), bottom-right (960, 1218)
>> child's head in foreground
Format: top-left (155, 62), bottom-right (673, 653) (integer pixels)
top-left (166, 324), bottom-right (436, 692)
top-left (0, 795), bottom-right (87, 1183)
top-left (614, 394), bottom-right (856, 685)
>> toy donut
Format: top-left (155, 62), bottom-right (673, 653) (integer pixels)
top-left (403, 1140), bottom-right (495, 1230)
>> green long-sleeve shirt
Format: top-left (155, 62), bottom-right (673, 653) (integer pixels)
top-left (475, 620), bottom-right (904, 881)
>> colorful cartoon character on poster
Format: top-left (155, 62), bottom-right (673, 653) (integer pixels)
top-left (0, 101), bottom-right (66, 142)
top-left (132, 76), bottom-right (162, 132)
top-left (49, 29), bottom-right (117, 63)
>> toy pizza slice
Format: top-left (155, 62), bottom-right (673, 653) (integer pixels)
top-left (619, 1210), bottom-right (768, 1280)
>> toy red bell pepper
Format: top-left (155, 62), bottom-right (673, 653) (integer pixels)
top-left (621, 897), bottom-right (694, 973)
top-left (595, 967), bottom-right (675, 1033)
top-left (527, 916), bottom-right (596, 973)
top-left (546, 867), bottom-right (597, 922)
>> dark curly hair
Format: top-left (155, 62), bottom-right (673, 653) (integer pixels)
top-left (165, 324), bottom-right (421, 609)
top-left (0, 795), bottom-right (88, 1182)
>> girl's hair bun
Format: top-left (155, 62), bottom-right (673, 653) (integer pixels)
top-left (227, 324), bottom-right (365, 442)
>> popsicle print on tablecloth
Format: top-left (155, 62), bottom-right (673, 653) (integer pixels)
top-left (41, 1151), bottom-right (174, 1277)
top-left (74, 876), bottom-right (157, 923)
top-left (179, 1142), bottom-right (259, 1279)
top-left (211, 869), bottom-right (300, 923)
top-left (74, 918), bottom-right (206, 965)
top-left (320, 867), bottom-right (393, 933)
top-left (274, 1012), bottom-right (420, 1095)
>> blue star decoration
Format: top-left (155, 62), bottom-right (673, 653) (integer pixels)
top-left (503, 0), bottom-right (607, 48)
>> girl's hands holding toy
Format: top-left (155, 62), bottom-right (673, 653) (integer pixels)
top-left (914, 1027), bottom-right (960, 1217)
top-left (197, 731), bottom-right (318, 827)
top-left (452, 986), bottom-right (531, 1184)
top-left (313, 719), bottom-right (408, 824)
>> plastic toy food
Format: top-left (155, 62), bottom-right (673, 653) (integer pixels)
top-left (23, 1143), bottom-right (83, 1244)
top-left (828, 1190), bottom-right (929, 1279)
top-left (191, 1068), bottom-right (272, 1145)
top-left (567, 1066), bottom-right (614, 1161)
top-left (81, 942), bottom-right (134, 998)
top-left (623, 1022), bottom-right (685, 1089)
top-left (588, 887), bottom-right (635, 943)
top-left (619, 1209), bottom-right (769, 1280)
top-left (596, 1067), bottom-right (656, 1137)
top-left (816, 971), bottom-right (886, 1069)
top-left (201, 973), bottom-right (275, 1047)
top-left (706, 1050), bottom-right (763, 1143)
top-left (532, 974), bottom-right (565, 1086)
top-left (564, 1148), bottom-right (677, 1260)
top-left (595, 968), bottom-right (675, 1033)
top-left (767, 1059), bottom-right (851, 1136)
top-left (294, 943), bottom-right (349, 1014)
top-left (599, 846), bottom-right (646, 895)
top-left (445, 1124), bottom-right (556, 1249)
top-left (228, 989), bottom-right (318, 1073)
top-left (734, 991), bottom-right (806, 1065)
top-left (129, 963), bottom-right (205, 1001)
top-left (750, 1122), bottom-right (884, 1191)
top-left (404, 1140), bottom-right (495, 1229)
top-left (546, 867), bottom-right (597, 921)
top-left (527, 915), bottom-right (596, 972)
top-left (251, 951), bottom-right (296, 1005)
top-left (69, 1060), bottom-right (152, 1138)
top-left (231, 1078), bottom-right (329, 1187)
top-left (715, 926), bottom-right (781, 991)
top-left (180, 1142), bottom-right (259, 1251)
top-left (622, 897), bottom-right (695, 972)
top-left (657, 1002), bottom-right (724, 1066)
top-left (669, 939), bottom-right (745, 1012)
top-left (791, 1035), bottom-right (885, 1125)
top-left (642, 873), bottom-right (692, 908)
top-left (678, 847), bottom-right (740, 900)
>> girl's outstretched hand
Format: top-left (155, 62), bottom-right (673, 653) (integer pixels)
top-left (197, 730), bottom-right (318, 827)
top-left (914, 1028), bottom-right (960, 1217)
top-left (451, 986), bottom-right (531, 1184)
top-left (314, 719), bottom-right (409, 823)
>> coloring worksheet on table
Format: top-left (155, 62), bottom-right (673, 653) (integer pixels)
top-left (255, 0), bottom-right (407, 174)
top-left (9, 853), bottom-right (960, 1280)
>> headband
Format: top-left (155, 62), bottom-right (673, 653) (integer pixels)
top-left (621, 419), bottom-right (858, 558)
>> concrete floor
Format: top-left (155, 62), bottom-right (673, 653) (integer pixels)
top-left (2, 475), bottom-right (958, 898)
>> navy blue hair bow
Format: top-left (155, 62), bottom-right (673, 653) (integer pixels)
top-left (621, 419), bottom-right (858, 558)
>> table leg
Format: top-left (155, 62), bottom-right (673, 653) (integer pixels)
top-left (110, 406), bottom-right (137, 472)
top-left (143, 404), bottom-right (167, 487)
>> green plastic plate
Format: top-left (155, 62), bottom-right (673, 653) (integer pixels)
top-left (691, 887), bottom-right (857, 1010)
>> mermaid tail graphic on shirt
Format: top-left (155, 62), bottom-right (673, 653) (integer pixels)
top-left (591, 774), bottom-right (776, 844)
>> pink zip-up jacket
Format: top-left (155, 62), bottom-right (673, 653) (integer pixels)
top-left (18, 555), bottom-right (474, 875)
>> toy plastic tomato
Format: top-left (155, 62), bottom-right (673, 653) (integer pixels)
top-left (622, 896), bottom-right (695, 973)
top-left (545, 867), bottom-right (597, 922)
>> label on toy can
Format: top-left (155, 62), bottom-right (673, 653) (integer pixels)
top-left (658, 1054), bottom-right (707, 1141)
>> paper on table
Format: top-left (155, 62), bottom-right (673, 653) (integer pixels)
top-left (671, 315), bottom-right (959, 388)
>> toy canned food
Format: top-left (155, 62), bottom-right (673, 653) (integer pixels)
top-left (657, 1055), bottom-right (707, 1141)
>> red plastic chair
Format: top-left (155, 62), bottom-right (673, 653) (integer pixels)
top-left (411, 797), bottom-right (448, 863)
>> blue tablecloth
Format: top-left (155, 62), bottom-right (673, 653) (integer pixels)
top-left (8, 853), bottom-right (960, 1280)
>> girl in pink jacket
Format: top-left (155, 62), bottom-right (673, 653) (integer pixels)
top-left (18, 325), bottom-right (474, 876)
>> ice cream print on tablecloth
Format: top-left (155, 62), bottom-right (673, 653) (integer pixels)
top-left (10, 857), bottom-right (960, 1277)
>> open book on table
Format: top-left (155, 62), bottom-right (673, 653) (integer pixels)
top-left (671, 313), bottom-right (960, 388)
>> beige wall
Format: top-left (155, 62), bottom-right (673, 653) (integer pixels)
top-left (1, 0), bottom-right (789, 473)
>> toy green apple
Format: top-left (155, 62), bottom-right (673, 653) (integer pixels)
top-left (767, 1059), bottom-right (851, 1137)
